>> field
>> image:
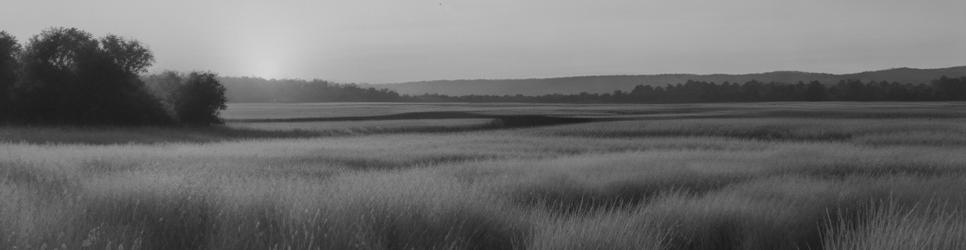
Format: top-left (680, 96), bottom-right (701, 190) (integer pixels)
top-left (2, 102), bottom-right (966, 249)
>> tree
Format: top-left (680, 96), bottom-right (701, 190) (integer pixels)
top-left (15, 27), bottom-right (95, 122)
top-left (931, 76), bottom-right (966, 100)
top-left (174, 72), bottom-right (227, 125)
top-left (0, 31), bottom-right (19, 120)
top-left (99, 35), bottom-right (153, 74)
top-left (804, 81), bottom-right (826, 101)
top-left (143, 71), bottom-right (186, 116)
top-left (78, 34), bottom-right (168, 124)
top-left (14, 27), bottom-right (168, 124)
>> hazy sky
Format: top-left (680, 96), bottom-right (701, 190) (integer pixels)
top-left (2, 0), bottom-right (964, 83)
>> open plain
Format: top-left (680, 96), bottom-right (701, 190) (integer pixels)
top-left (2, 102), bottom-right (965, 249)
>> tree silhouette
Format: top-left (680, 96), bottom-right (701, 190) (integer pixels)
top-left (0, 31), bottom-right (19, 120)
top-left (99, 35), bottom-right (153, 74)
top-left (932, 76), bottom-right (966, 100)
top-left (804, 81), bottom-right (826, 101)
top-left (14, 27), bottom-right (169, 124)
top-left (174, 72), bottom-right (227, 125)
top-left (143, 71), bottom-right (185, 116)
top-left (15, 27), bottom-right (95, 123)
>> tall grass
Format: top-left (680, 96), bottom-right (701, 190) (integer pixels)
top-left (824, 200), bottom-right (966, 250)
top-left (528, 208), bottom-right (666, 250)
top-left (541, 118), bottom-right (966, 145)
top-left (1, 171), bottom-right (531, 249)
top-left (2, 102), bottom-right (966, 249)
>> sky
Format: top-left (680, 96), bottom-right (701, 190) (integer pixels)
top-left (2, 0), bottom-right (964, 83)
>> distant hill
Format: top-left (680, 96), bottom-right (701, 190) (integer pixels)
top-left (366, 66), bottom-right (966, 96)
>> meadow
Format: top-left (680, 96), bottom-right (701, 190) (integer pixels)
top-left (1, 102), bottom-right (965, 249)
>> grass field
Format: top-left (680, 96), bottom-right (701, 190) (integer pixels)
top-left (2, 102), bottom-right (965, 249)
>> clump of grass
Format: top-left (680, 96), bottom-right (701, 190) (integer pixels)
top-left (640, 193), bottom-right (829, 250)
top-left (77, 190), bottom-right (215, 249)
top-left (206, 195), bottom-right (290, 250)
top-left (495, 171), bottom-right (750, 213)
top-left (0, 160), bottom-right (78, 198)
top-left (623, 176), bottom-right (880, 250)
top-left (300, 172), bottom-right (532, 250)
top-left (454, 151), bottom-right (762, 213)
top-left (52, 173), bottom-right (217, 250)
top-left (0, 183), bottom-right (40, 248)
top-left (0, 126), bottom-right (323, 145)
top-left (528, 208), bottom-right (666, 250)
top-left (824, 200), bottom-right (966, 250)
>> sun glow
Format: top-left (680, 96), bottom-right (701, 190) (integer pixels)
top-left (235, 29), bottom-right (296, 79)
top-left (251, 58), bottom-right (283, 79)
top-left (242, 47), bottom-right (295, 79)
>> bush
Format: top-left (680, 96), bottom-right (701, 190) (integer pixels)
top-left (173, 72), bottom-right (227, 125)
top-left (824, 200), bottom-right (966, 250)
top-left (143, 71), bottom-right (228, 125)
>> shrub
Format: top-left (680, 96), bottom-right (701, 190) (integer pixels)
top-left (824, 200), bottom-right (966, 250)
top-left (173, 72), bottom-right (227, 125)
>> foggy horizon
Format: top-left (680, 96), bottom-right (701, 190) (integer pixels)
top-left (3, 0), bottom-right (965, 83)
top-left (231, 64), bottom-right (966, 84)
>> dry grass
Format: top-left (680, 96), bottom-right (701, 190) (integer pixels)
top-left (540, 117), bottom-right (966, 145)
top-left (824, 200), bottom-right (966, 250)
top-left (2, 102), bottom-right (965, 249)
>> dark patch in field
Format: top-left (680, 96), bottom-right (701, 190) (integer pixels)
top-left (553, 128), bottom-right (853, 141)
top-left (230, 111), bottom-right (497, 123)
top-left (689, 110), bottom-right (966, 120)
top-left (1, 112), bottom-right (600, 145)
top-left (488, 115), bottom-right (599, 128)
top-left (231, 111), bottom-right (600, 128)
top-left (507, 175), bottom-right (750, 214)
top-left (781, 163), bottom-right (966, 178)
top-left (271, 154), bottom-right (499, 170)
top-left (551, 129), bottom-right (855, 142)
top-left (0, 126), bottom-right (322, 145)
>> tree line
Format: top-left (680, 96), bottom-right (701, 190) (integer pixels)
top-left (217, 76), bottom-right (966, 104)
top-left (220, 77), bottom-right (399, 103)
top-left (400, 78), bottom-right (966, 103)
top-left (0, 28), bottom-right (226, 125)
top-left (4, 28), bottom-right (962, 115)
